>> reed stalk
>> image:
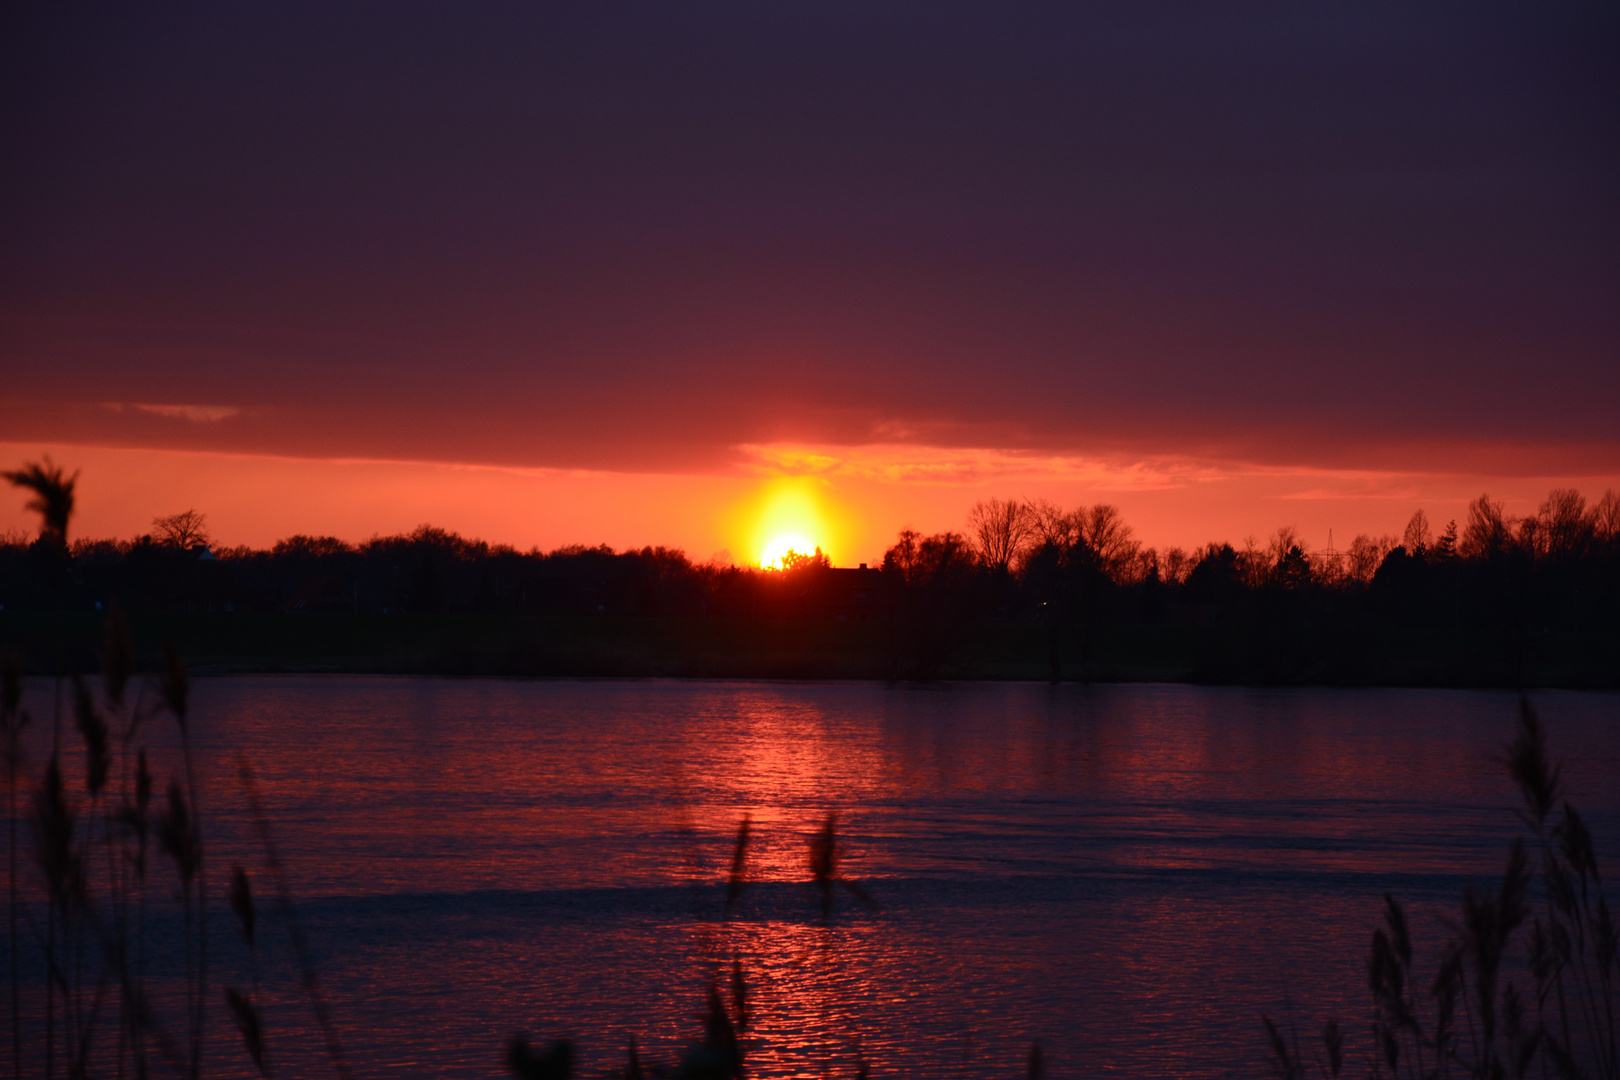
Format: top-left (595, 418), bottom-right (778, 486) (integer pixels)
top-left (3, 656), bottom-right (25, 1079)
top-left (1269, 697), bottom-right (1618, 1080)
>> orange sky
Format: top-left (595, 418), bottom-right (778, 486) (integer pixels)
top-left (5, 8), bottom-right (1616, 563)
top-left (5, 441), bottom-right (1614, 568)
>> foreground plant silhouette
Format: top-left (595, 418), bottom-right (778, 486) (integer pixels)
top-left (3, 620), bottom-right (215, 1078)
top-left (1265, 698), bottom-right (1618, 1079)
top-left (508, 806), bottom-right (761, 1080)
top-left (3, 616), bottom-right (357, 1079)
top-left (505, 811), bottom-right (1041, 1079)
top-left (3, 458), bottom-right (78, 550)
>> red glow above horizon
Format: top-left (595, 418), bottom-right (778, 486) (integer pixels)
top-left (4, 440), bottom-right (1615, 567)
top-left (3, 8), bottom-right (1616, 560)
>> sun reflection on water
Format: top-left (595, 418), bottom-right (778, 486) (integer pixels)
top-left (9, 678), bottom-right (1616, 1078)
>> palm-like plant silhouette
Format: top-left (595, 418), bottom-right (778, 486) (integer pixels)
top-left (3, 456), bottom-right (78, 548)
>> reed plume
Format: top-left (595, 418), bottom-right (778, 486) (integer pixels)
top-left (808, 812), bottom-right (876, 920)
top-left (238, 757), bottom-right (355, 1080)
top-left (225, 986), bottom-right (267, 1074)
top-left (1271, 697), bottom-right (1617, 1079)
top-left (72, 675), bottom-right (110, 797)
top-left (226, 862), bottom-right (270, 1075)
top-left (725, 813), bottom-right (750, 912)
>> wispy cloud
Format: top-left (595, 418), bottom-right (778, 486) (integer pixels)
top-left (736, 442), bottom-right (1223, 490)
top-left (733, 442), bottom-right (1520, 506)
top-left (107, 402), bottom-right (242, 423)
top-left (1277, 484), bottom-right (1428, 502)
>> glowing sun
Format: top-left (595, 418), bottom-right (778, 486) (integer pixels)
top-left (750, 483), bottom-right (831, 568)
top-left (760, 533), bottom-right (819, 569)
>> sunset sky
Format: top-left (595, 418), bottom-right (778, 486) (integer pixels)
top-left (3, 4), bottom-right (1616, 565)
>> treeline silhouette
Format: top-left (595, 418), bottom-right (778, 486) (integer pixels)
top-left (3, 464), bottom-right (1619, 682)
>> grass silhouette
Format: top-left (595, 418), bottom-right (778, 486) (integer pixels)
top-left (2, 610), bottom-right (1612, 1078)
top-left (1264, 698), bottom-right (1617, 1079)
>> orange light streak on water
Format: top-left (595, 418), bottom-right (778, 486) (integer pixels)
top-left (6, 679), bottom-right (1616, 1078)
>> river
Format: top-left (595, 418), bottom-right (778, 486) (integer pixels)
top-left (6, 678), bottom-right (1618, 1077)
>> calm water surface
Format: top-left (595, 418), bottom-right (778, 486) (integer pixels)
top-left (8, 678), bottom-right (1620, 1078)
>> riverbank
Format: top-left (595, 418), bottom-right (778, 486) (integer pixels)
top-left (3, 611), bottom-right (1616, 687)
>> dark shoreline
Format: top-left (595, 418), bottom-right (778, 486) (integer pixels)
top-left (3, 611), bottom-right (1617, 689)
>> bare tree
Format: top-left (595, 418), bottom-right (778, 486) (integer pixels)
top-left (1239, 535), bottom-right (1267, 588)
top-left (1311, 548), bottom-right (1345, 588)
top-left (273, 535), bottom-right (355, 559)
top-left (1401, 509), bottom-right (1432, 556)
top-left (1161, 547), bottom-right (1192, 584)
top-left (1594, 489), bottom-right (1620, 543)
top-left (2, 457), bottom-right (78, 549)
top-left (1122, 547), bottom-right (1159, 585)
top-left (881, 528), bottom-right (922, 584)
top-left (1460, 494), bottom-right (1510, 560)
top-left (1027, 499), bottom-right (1079, 549)
top-left (914, 531), bottom-right (976, 587)
top-left (1535, 488), bottom-right (1592, 560)
top-left (1080, 505), bottom-right (1138, 581)
top-left (966, 498), bottom-right (1034, 572)
top-left (1267, 526), bottom-right (1304, 568)
top-left (1345, 534), bottom-right (1394, 583)
top-left (153, 509), bottom-right (212, 550)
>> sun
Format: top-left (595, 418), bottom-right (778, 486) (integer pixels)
top-left (760, 533), bottom-right (819, 569)
top-left (746, 482), bottom-right (832, 568)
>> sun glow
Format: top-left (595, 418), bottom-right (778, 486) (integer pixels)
top-left (743, 482), bottom-right (836, 568)
top-left (760, 534), bottom-right (819, 569)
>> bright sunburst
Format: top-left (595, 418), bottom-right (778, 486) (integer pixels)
top-left (749, 482), bottom-right (831, 568)
top-left (760, 533), bottom-right (818, 569)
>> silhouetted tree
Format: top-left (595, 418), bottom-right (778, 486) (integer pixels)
top-left (1370, 542), bottom-right (1447, 630)
top-left (272, 535), bottom-right (354, 560)
top-left (3, 457), bottom-right (78, 550)
top-left (1185, 543), bottom-right (1243, 607)
top-left (1433, 519), bottom-right (1458, 561)
top-left (1402, 509), bottom-right (1432, 559)
top-left (1534, 488), bottom-right (1593, 562)
top-left (1461, 494), bottom-right (1511, 561)
top-left (409, 556), bottom-right (444, 614)
top-left (880, 529), bottom-right (922, 583)
top-left (881, 529), bottom-right (981, 676)
top-left (1345, 534), bottom-right (1393, 584)
top-left (779, 547), bottom-right (830, 572)
top-left (1266, 528), bottom-right (1305, 579)
top-left (1161, 546), bottom-right (1193, 585)
top-left (1019, 539), bottom-right (1070, 679)
top-left (997, 501), bottom-right (1140, 676)
top-left (472, 569), bottom-right (497, 612)
top-left (1077, 505), bottom-right (1139, 580)
top-left (153, 510), bottom-right (211, 551)
top-left (1594, 489), bottom-right (1620, 546)
top-left (15, 482), bottom-right (1618, 681)
top-left (967, 498), bottom-right (1034, 573)
top-left (1136, 555), bottom-right (1168, 622)
top-left (1271, 543), bottom-right (1312, 591)
top-left (913, 532), bottom-right (976, 589)
top-left (1027, 499), bottom-right (1078, 549)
